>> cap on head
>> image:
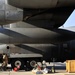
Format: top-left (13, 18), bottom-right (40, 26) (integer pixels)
top-left (42, 60), bottom-right (46, 64)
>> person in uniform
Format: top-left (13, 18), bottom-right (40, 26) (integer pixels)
top-left (42, 60), bottom-right (46, 69)
top-left (1, 53), bottom-right (8, 71)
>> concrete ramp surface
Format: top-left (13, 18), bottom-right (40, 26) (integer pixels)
top-left (0, 71), bottom-right (75, 75)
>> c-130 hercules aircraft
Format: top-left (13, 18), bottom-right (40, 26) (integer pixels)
top-left (0, 0), bottom-right (75, 70)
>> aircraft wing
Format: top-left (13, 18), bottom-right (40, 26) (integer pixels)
top-left (8, 0), bottom-right (75, 28)
top-left (8, 0), bottom-right (75, 9)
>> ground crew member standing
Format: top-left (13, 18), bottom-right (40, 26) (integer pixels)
top-left (2, 53), bottom-right (8, 71)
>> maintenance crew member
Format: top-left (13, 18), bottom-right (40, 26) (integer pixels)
top-left (2, 53), bottom-right (8, 71)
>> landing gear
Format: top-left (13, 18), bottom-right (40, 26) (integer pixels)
top-left (26, 60), bottom-right (37, 71)
top-left (11, 58), bottom-right (41, 71)
top-left (11, 59), bottom-right (24, 70)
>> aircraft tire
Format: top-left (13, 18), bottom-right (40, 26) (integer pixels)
top-left (26, 60), bottom-right (37, 71)
top-left (11, 59), bottom-right (24, 70)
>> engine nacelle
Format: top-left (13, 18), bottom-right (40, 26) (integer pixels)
top-left (0, 0), bottom-right (23, 25)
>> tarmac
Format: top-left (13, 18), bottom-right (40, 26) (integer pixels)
top-left (0, 62), bottom-right (75, 75)
top-left (0, 71), bottom-right (75, 75)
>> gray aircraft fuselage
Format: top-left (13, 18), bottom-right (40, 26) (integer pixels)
top-left (0, 41), bottom-right (75, 62)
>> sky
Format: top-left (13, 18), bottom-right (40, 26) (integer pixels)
top-left (63, 10), bottom-right (75, 27)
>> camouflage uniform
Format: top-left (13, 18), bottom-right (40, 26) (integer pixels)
top-left (2, 54), bottom-right (8, 71)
